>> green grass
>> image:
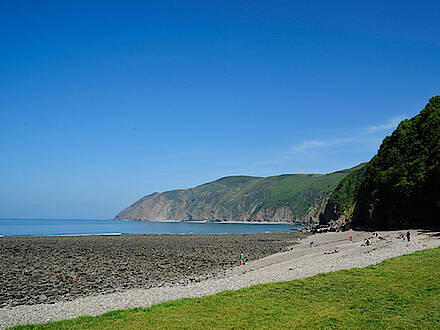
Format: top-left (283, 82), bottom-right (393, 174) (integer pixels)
top-left (13, 247), bottom-right (440, 329)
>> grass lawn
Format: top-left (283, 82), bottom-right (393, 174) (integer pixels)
top-left (12, 247), bottom-right (440, 329)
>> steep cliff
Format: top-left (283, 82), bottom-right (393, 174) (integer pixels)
top-left (115, 167), bottom-right (361, 223)
top-left (319, 164), bottom-right (367, 229)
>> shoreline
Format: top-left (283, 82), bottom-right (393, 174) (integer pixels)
top-left (0, 230), bottom-right (299, 238)
top-left (118, 219), bottom-right (298, 225)
top-left (1, 229), bottom-right (438, 328)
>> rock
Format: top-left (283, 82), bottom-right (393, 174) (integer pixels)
top-left (0, 233), bottom-right (304, 307)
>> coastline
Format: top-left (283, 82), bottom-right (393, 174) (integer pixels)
top-left (116, 219), bottom-right (298, 225)
top-left (213, 220), bottom-right (297, 225)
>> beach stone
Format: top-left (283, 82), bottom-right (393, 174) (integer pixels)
top-left (0, 233), bottom-right (303, 307)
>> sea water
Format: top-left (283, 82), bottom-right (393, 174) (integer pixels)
top-left (0, 219), bottom-right (303, 236)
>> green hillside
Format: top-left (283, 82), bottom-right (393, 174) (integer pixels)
top-left (319, 95), bottom-right (440, 229)
top-left (319, 164), bottom-right (367, 227)
top-left (187, 173), bottom-right (344, 218)
top-left (353, 95), bottom-right (440, 228)
top-left (115, 166), bottom-right (362, 222)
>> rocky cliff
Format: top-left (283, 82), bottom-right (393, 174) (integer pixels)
top-left (115, 167), bottom-right (362, 223)
top-left (319, 164), bottom-right (367, 229)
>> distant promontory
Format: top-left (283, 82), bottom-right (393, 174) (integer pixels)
top-left (114, 165), bottom-right (365, 224)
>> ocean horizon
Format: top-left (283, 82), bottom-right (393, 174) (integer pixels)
top-left (0, 218), bottom-right (303, 237)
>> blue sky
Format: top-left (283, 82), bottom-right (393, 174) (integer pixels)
top-left (1, 1), bottom-right (439, 219)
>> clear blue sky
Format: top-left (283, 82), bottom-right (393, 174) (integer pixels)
top-left (1, 1), bottom-right (439, 219)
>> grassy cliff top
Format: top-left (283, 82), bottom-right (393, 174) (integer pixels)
top-left (159, 164), bottom-right (365, 219)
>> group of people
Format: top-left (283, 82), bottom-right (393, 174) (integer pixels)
top-left (239, 230), bottom-right (413, 266)
top-left (400, 231), bottom-right (411, 242)
top-left (351, 231), bottom-right (411, 245)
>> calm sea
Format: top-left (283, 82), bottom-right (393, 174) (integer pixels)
top-left (0, 219), bottom-right (302, 237)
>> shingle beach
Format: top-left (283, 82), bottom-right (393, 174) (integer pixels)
top-left (1, 229), bottom-right (439, 329)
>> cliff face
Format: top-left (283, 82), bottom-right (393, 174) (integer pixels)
top-left (115, 168), bottom-right (360, 223)
top-left (319, 164), bottom-right (367, 228)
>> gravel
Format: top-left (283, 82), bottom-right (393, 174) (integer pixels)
top-left (1, 229), bottom-right (439, 329)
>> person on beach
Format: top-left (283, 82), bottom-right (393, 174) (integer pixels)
top-left (407, 231), bottom-right (411, 242)
top-left (240, 252), bottom-right (244, 265)
top-left (350, 236), bottom-right (353, 243)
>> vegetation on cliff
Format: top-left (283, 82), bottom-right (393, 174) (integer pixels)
top-left (319, 164), bottom-right (367, 227)
top-left (320, 95), bottom-right (440, 229)
top-left (352, 96), bottom-right (440, 228)
top-left (115, 167), bottom-right (361, 223)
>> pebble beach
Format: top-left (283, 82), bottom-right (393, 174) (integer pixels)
top-left (1, 229), bottom-right (439, 329)
top-left (0, 233), bottom-right (302, 312)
